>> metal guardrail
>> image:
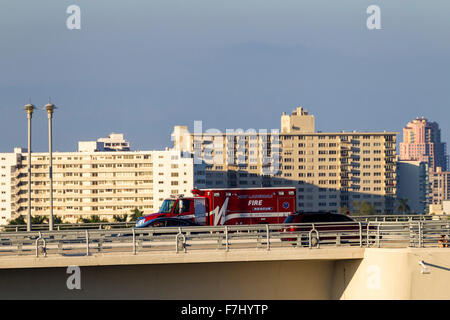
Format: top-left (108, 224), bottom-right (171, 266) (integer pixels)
top-left (1, 215), bottom-right (447, 232)
top-left (0, 221), bottom-right (135, 232)
top-left (0, 221), bottom-right (448, 258)
top-left (351, 215), bottom-right (447, 222)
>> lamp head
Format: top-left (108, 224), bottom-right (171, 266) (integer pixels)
top-left (44, 102), bottom-right (57, 118)
top-left (44, 102), bottom-right (56, 114)
top-left (24, 103), bottom-right (36, 115)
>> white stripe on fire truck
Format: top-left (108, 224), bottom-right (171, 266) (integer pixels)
top-left (223, 212), bottom-right (290, 223)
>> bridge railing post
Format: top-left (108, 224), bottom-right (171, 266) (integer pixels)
top-left (225, 226), bottom-right (229, 252)
top-left (419, 221), bottom-right (423, 248)
top-left (35, 231), bottom-right (47, 257)
top-left (132, 228), bottom-right (136, 255)
top-left (86, 230), bottom-right (90, 256)
top-left (309, 224), bottom-right (319, 249)
top-left (176, 228), bottom-right (186, 253)
top-left (359, 222), bottom-right (362, 247)
top-left (408, 221), bottom-right (415, 247)
top-left (377, 223), bottom-right (381, 248)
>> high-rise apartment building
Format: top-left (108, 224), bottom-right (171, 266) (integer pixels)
top-left (172, 107), bottom-right (398, 214)
top-left (399, 117), bottom-right (447, 171)
top-left (396, 160), bottom-right (429, 214)
top-left (0, 149), bottom-right (22, 225)
top-left (0, 138), bottom-right (205, 224)
top-left (429, 167), bottom-right (450, 207)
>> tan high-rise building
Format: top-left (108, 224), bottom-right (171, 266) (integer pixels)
top-left (172, 107), bottom-right (398, 214)
top-left (429, 167), bottom-right (450, 207)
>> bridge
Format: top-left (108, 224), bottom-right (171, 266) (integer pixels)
top-left (0, 220), bottom-right (449, 299)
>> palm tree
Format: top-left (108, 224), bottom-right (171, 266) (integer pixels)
top-left (8, 215), bottom-right (26, 225)
top-left (129, 208), bottom-right (144, 221)
top-left (352, 200), bottom-right (377, 216)
top-left (112, 214), bottom-right (128, 222)
top-left (53, 216), bottom-right (65, 224)
top-left (397, 198), bottom-right (410, 215)
top-left (32, 215), bottom-right (48, 225)
top-left (78, 215), bottom-right (108, 224)
top-left (77, 216), bottom-right (91, 224)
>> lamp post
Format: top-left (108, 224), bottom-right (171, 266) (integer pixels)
top-left (24, 103), bottom-right (35, 232)
top-left (44, 102), bottom-right (56, 231)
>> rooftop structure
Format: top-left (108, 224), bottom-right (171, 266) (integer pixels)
top-left (78, 133), bottom-right (131, 152)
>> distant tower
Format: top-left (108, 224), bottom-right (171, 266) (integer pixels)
top-left (399, 117), bottom-right (447, 171)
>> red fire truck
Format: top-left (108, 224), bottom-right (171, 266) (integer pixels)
top-left (135, 187), bottom-right (297, 227)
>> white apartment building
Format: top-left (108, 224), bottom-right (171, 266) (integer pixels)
top-left (0, 143), bottom-right (205, 224)
top-left (0, 149), bottom-right (23, 225)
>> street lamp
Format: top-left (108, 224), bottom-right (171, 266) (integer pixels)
top-left (44, 102), bottom-right (56, 231)
top-left (24, 103), bottom-right (35, 232)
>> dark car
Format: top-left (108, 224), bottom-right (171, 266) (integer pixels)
top-left (139, 217), bottom-right (201, 228)
top-left (116, 217), bottom-right (203, 238)
top-left (284, 212), bottom-right (355, 224)
top-left (281, 212), bottom-right (373, 246)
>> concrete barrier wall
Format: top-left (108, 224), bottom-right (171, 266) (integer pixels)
top-left (0, 260), bottom-right (337, 300)
top-left (333, 248), bottom-right (450, 300)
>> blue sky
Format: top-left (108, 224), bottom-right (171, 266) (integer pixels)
top-left (1, 0), bottom-right (449, 152)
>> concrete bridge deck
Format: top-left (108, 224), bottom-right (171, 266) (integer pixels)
top-left (0, 246), bottom-right (449, 299)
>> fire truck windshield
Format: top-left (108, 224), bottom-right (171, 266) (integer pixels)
top-left (158, 199), bottom-right (177, 213)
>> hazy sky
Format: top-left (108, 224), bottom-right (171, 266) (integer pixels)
top-left (1, 0), bottom-right (449, 152)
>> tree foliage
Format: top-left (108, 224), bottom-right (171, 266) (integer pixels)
top-left (8, 215), bottom-right (26, 225)
top-left (32, 215), bottom-right (48, 224)
top-left (129, 208), bottom-right (144, 221)
top-left (8, 215), bottom-right (66, 226)
top-left (53, 216), bottom-right (65, 224)
top-left (352, 201), bottom-right (377, 216)
top-left (397, 198), bottom-right (410, 215)
top-left (112, 214), bottom-right (128, 222)
top-left (78, 215), bottom-right (108, 224)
